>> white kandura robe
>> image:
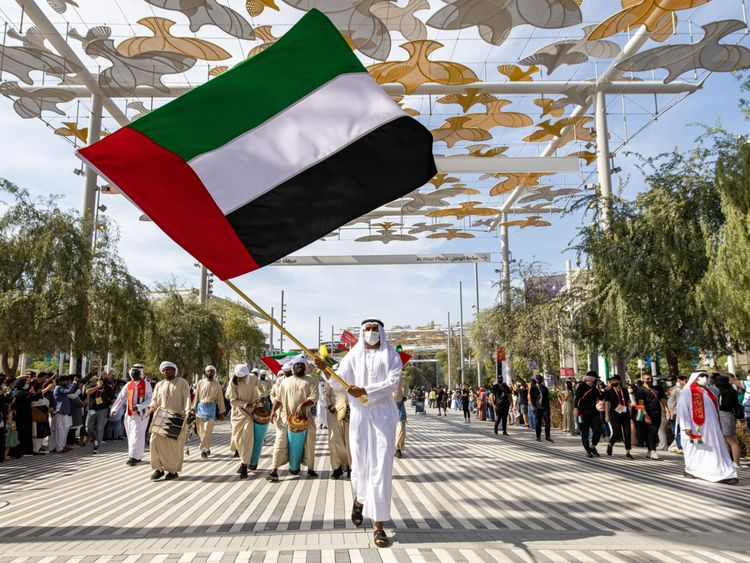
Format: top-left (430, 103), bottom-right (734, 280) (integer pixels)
top-left (111, 380), bottom-right (153, 461)
top-left (335, 325), bottom-right (402, 522)
top-left (677, 374), bottom-right (737, 483)
top-left (150, 377), bottom-right (191, 474)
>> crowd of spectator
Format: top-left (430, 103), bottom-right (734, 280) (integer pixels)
top-left (408, 368), bottom-right (749, 465)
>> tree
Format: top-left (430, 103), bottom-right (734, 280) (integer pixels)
top-left (0, 179), bottom-right (89, 375)
top-left (469, 261), bottom-right (565, 381)
top-left (85, 226), bottom-right (153, 365)
top-left (571, 145), bottom-right (727, 376)
top-left (146, 289), bottom-right (223, 379)
top-left (701, 137), bottom-right (750, 349)
top-left (208, 297), bottom-right (266, 376)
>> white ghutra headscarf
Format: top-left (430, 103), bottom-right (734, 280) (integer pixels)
top-left (336, 318), bottom-right (402, 405)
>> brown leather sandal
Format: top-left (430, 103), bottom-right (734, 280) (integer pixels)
top-left (351, 502), bottom-right (364, 526)
top-left (374, 529), bottom-right (389, 547)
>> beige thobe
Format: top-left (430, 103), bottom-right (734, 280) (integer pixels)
top-left (325, 381), bottom-right (351, 471)
top-left (258, 378), bottom-right (273, 399)
top-left (227, 375), bottom-right (261, 465)
top-left (394, 378), bottom-right (408, 451)
top-left (271, 375), bottom-right (319, 470)
top-left (150, 377), bottom-right (191, 474)
top-left (192, 378), bottom-right (225, 453)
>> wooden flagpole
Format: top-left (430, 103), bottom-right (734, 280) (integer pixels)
top-left (223, 280), bottom-right (366, 404)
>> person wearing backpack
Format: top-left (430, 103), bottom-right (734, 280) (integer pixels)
top-left (529, 375), bottom-right (553, 443)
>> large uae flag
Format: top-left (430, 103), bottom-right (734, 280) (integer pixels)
top-left (78, 9), bottom-right (436, 280)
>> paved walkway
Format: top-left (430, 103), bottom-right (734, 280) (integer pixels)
top-left (1, 408), bottom-right (749, 562)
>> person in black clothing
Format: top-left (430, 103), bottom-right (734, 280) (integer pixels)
top-left (529, 375), bottom-right (553, 442)
top-left (461, 388), bottom-right (470, 422)
top-left (0, 375), bottom-right (9, 462)
top-left (436, 387), bottom-right (447, 416)
top-left (635, 372), bottom-right (668, 459)
top-left (516, 383), bottom-right (529, 427)
top-left (85, 374), bottom-right (117, 454)
top-left (574, 370), bottom-right (603, 457)
top-left (604, 375), bottom-right (634, 459)
top-left (490, 380), bottom-right (511, 435)
top-left (715, 374), bottom-right (741, 466)
top-left (8, 376), bottom-right (37, 458)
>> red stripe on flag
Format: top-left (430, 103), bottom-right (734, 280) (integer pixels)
top-left (399, 352), bottom-right (412, 366)
top-left (259, 356), bottom-right (283, 374)
top-left (79, 127), bottom-right (258, 280)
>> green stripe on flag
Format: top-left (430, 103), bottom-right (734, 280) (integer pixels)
top-left (129, 9), bottom-right (367, 162)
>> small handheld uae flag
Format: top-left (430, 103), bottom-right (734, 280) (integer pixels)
top-left (78, 9), bottom-right (436, 280)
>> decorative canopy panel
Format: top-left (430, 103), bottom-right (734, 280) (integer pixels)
top-left (1, 0), bottom-right (748, 246)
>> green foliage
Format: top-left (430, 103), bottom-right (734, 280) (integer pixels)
top-left (701, 139), bottom-right (750, 348)
top-left (571, 142), bottom-right (729, 375)
top-left (469, 261), bottom-right (564, 379)
top-left (0, 179), bottom-right (90, 374)
top-left (208, 297), bottom-right (266, 375)
top-left (146, 288), bottom-right (223, 378)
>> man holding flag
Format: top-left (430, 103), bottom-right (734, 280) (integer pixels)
top-left (75, 3), bottom-right (435, 524)
top-left (316, 319), bottom-right (403, 548)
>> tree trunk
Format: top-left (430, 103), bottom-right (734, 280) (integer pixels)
top-left (1, 351), bottom-right (20, 377)
top-left (665, 351), bottom-right (679, 378)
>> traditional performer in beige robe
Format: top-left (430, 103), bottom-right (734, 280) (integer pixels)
top-left (191, 365), bottom-right (226, 459)
top-left (149, 361), bottom-right (191, 480)
top-left (227, 364), bottom-right (262, 478)
top-left (258, 370), bottom-right (273, 409)
top-left (266, 356), bottom-right (319, 481)
top-left (324, 371), bottom-right (351, 479)
top-left (394, 376), bottom-right (408, 458)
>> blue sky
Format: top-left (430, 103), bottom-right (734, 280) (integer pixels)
top-left (0, 0), bottom-right (747, 348)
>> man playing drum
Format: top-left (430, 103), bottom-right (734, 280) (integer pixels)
top-left (266, 355), bottom-right (319, 482)
top-left (148, 361), bottom-right (191, 481)
top-left (227, 364), bottom-right (263, 479)
top-left (192, 365), bottom-right (226, 459)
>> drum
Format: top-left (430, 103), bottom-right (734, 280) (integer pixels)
top-left (150, 408), bottom-right (186, 440)
top-left (287, 413), bottom-right (307, 473)
top-left (250, 408), bottom-right (271, 467)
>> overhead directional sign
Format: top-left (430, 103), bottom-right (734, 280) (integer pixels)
top-left (272, 253), bottom-right (493, 266)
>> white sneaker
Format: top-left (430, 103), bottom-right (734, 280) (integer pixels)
top-left (650, 452), bottom-right (661, 460)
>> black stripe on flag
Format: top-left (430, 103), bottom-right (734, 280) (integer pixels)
top-left (226, 116), bottom-right (437, 267)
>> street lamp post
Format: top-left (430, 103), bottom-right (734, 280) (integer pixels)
top-left (459, 281), bottom-right (465, 388)
top-left (474, 262), bottom-right (481, 387)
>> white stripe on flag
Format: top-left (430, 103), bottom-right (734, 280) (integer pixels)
top-left (188, 73), bottom-right (405, 215)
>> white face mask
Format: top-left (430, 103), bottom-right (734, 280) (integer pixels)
top-left (697, 375), bottom-right (708, 387)
top-left (363, 330), bottom-right (380, 346)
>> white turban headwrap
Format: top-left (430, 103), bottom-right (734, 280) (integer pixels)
top-left (290, 354), bottom-right (307, 367)
top-left (204, 365), bottom-right (216, 373)
top-left (234, 364), bottom-right (250, 377)
top-left (159, 361), bottom-right (178, 375)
